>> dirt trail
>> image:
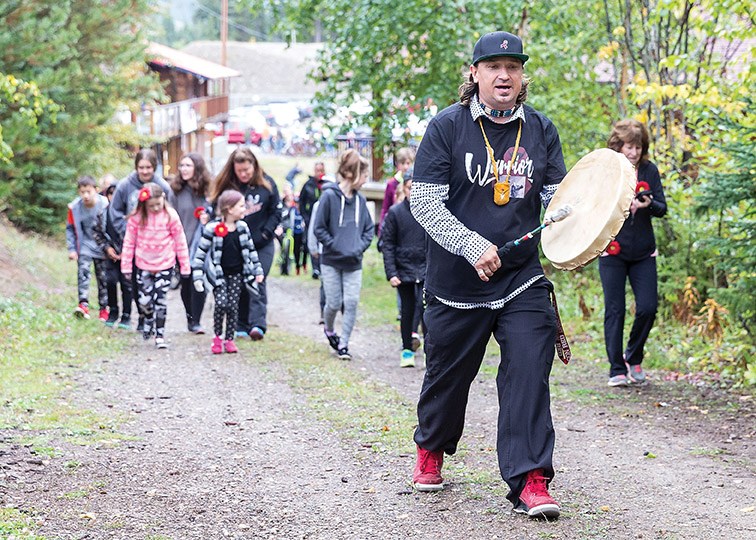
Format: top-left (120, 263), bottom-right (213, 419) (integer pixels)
top-left (2, 276), bottom-right (755, 539)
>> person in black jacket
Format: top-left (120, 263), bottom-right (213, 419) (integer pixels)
top-left (299, 161), bottom-right (326, 278)
top-left (601, 119), bottom-right (667, 387)
top-left (381, 178), bottom-right (427, 368)
top-left (211, 147), bottom-right (282, 340)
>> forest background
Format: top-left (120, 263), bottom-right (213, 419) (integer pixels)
top-left (0, 0), bottom-right (753, 385)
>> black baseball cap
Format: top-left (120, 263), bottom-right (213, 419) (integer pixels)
top-left (472, 31), bottom-right (529, 65)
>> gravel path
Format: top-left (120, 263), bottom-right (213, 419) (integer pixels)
top-left (2, 275), bottom-right (754, 539)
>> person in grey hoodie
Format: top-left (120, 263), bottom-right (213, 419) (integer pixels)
top-left (313, 149), bottom-right (374, 360)
top-left (108, 148), bottom-right (175, 331)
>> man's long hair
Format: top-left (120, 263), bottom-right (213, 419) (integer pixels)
top-left (458, 73), bottom-right (530, 107)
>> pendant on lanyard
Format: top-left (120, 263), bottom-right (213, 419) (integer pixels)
top-left (479, 118), bottom-right (522, 206)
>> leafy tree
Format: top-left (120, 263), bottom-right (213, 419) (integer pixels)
top-left (0, 0), bottom-right (162, 232)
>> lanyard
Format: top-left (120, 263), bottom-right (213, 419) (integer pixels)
top-left (478, 118), bottom-right (522, 205)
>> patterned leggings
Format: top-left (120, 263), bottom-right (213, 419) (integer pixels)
top-left (77, 255), bottom-right (108, 308)
top-left (136, 268), bottom-right (172, 339)
top-left (213, 273), bottom-right (243, 341)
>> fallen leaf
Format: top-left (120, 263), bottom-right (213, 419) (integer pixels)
top-left (740, 506), bottom-right (754, 513)
top-left (600, 506), bottom-right (611, 512)
top-left (79, 513), bottom-right (96, 520)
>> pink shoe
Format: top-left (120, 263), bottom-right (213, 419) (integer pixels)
top-left (211, 336), bottom-right (223, 355)
top-left (223, 340), bottom-right (238, 354)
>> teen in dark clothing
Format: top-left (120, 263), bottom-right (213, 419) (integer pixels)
top-left (210, 147), bottom-right (282, 340)
top-left (601, 119), bottom-right (667, 387)
top-left (299, 161), bottom-right (326, 277)
top-left (172, 152), bottom-right (212, 334)
top-left (381, 179), bottom-right (427, 368)
top-left (409, 31), bottom-right (565, 519)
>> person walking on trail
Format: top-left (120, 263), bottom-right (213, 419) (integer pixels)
top-left (120, 183), bottom-right (190, 349)
top-left (109, 149), bottom-right (175, 333)
top-left (299, 161), bottom-right (326, 278)
top-left (93, 183), bottom-right (133, 329)
top-left (67, 175), bottom-right (110, 321)
top-left (600, 119), bottom-right (667, 387)
top-left (409, 31), bottom-right (567, 519)
top-left (378, 147), bottom-right (415, 233)
top-left (211, 147), bottom-right (282, 341)
top-left (191, 190), bottom-right (264, 355)
top-left (313, 150), bottom-right (374, 361)
top-left (380, 178), bottom-right (427, 368)
top-left (172, 153), bottom-right (212, 335)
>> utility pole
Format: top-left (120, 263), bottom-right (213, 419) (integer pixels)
top-left (221, 0), bottom-right (228, 94)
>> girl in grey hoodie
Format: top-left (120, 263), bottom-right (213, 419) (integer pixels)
top-left (313, 149), bottom-right (374, 360)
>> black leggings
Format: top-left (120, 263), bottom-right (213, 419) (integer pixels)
top-left (214, 273), bottom-right (243, 341)
top-left (180, 275), bottom-right (207, 327)
top-left (397, 281), bottom-right (426, 350)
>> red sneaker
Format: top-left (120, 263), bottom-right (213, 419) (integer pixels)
top-left (515, 469), bottom-right (560, 518)
top-left (98, 307), bottom-right (109, 322)
top-left (74, 303), bottom-right (90, 319)
top-left (413, 445), bottom-right (444, 492)
top-left (223, 340), bottom-right (238, 354)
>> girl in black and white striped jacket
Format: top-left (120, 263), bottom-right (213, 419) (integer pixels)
top-left (191, 190), bottom-right (264, 354)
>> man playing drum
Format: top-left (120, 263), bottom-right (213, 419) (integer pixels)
top-left (410, 30), bottom-right (566, 518)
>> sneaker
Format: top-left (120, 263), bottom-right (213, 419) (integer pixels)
top-left (337, 347), bottom-right (352, 361)
top-left (155, 337), bottom-right (168, 349)
top-left (627, 364), bottom-right (646, 384)
top-left (104, 310), bottom-right (119, 327)
top-left (400, 349), bottom-right (415, 368)
top-left (74, 303), bottom-right (90, 319)
top-left (413, 445), bottom-right (444, 492)
top-left (188, 323), bottom-right (205, 335)
top-left (211, 336), bottom-right (223, 355)
top-left (98, 307), bottom-right (109, 322)
top-left (608, 374), bottom-right (630, 387)
top-left (223, 340), bottom-right (238, 354)
top-left (514, 469), bottom-right (560, 519)
top-left (324, 329), bottom-right (340, 351)
top-left (235, 330), bottom-right (249, 338)
top-left (411, 332), bottom-right (422, 352)
top-left (118, 316), bottom-right (131, 330)
top-left (249, 327), bottom-right (265, 341)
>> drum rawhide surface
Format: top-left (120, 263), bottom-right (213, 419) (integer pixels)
top-left (541, 148), bottom-right (636, 270)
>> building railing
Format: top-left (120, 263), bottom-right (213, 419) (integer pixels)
top-left (136, 95), bottom-right (229, 140)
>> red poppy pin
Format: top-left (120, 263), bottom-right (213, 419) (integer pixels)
top-left (606, 240), bottom-right (621, 256)
top-left (138, 187), bottom-right (151, 202)
top-left (215, 222), bottom-right (229, 238)
top-left (635, 181), bottom-right (650, 194)
top-left (194, 206), bottom-right (205, 219)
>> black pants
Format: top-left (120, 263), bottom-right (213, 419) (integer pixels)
top-left (180, 275), bottom-right (207, 328)
top-left (293, 232), bottom-right (306, 270)
top-left (397, 281), bottom-right (425, 350)
top-left (414, 282), bottom-right (557, 505)
top-left (599, 255), bottom-right (658, 377)
top-left (104, 258), bottom-right (132, 320)
top-left (239, 241), bottom-right (274, 332)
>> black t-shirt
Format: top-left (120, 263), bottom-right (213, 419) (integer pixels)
top-left (221, 229), bottom-right (243, 275)
top-left (413, 103), bottom-right (566, 303)
top-left (242, 174), bottom-right (282, 249)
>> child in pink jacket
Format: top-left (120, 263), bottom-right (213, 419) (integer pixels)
top-left (121, 182), bottom-right (190, 348)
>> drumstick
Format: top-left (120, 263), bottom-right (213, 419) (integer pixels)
top-left (497, 204), bottom-right (573, 258)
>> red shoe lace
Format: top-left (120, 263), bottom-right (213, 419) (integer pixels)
top-left (419, 449), bottom-right (442, 474)
top-left (526, 470), bottom-right (550, 496)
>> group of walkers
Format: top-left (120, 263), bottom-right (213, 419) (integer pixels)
top-left (65, 29), bottom-right (668, 521)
